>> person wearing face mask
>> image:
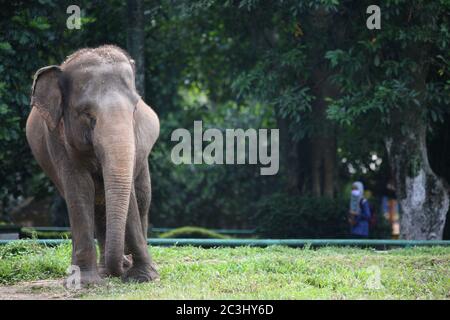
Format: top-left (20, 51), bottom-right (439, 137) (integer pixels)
top-left (348, 181), bottom-right (371, 238)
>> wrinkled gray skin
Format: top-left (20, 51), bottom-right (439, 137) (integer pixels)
top-left (26, 45), bottom-right (160, 286)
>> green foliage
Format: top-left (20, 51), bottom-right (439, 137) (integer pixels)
top-left (0, 3), bottom-right (57, 207)
top-left (149, 85), bottom-right (277, 228)
top-left (0, 240), bottom-right (43, 259)
top-left (0, 241), bottom-right (70, 284)
top-left (20, 228), bottom-right (71, 240)
top-left (254, 194), bottom-right (349, 238)
top-left (325, 0), bottom-right (450, 131)
top-left (255, 192), bottom-right (391, 239)
top-left (158, 226), bottom-right (229, 239)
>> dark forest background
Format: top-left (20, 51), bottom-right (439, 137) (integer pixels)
top-left (0, 0), bottom-right (449, 239)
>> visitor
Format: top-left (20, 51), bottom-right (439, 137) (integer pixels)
top-left (348, 181), bottom-right (371, 238)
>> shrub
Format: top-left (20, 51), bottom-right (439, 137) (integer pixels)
top-left (0, 240), bottom-right (43, 259)
top-left (0, 242), bottom-right (70, 284)
top-left (253, 194), bottom-right (350, 238)
top-left (20, 228), bottom-right (71, 239)
top-left (158, 226), bottom-right (229, 239)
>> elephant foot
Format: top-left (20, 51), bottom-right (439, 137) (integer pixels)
top-left (98, 254), bottom-right (133, 278)
top-left (122, 261), bottom-right (160, 283)
top-left (98, 265), bottom-right (107, 278)
top-left (64, 270), bottom-right (103, 289)
top-left (123, 254), bottom-right (133, 271)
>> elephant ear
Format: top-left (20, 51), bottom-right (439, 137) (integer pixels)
top-left (30, 65), bottom-right (62, 131)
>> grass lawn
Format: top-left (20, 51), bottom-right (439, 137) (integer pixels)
top-left (0, 241), bottom-right (449, 299)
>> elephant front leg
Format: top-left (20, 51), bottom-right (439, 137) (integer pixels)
top-left (63, 170), bottom-right (102, 287)
top-left (123, 189), bottom-right (159, 283)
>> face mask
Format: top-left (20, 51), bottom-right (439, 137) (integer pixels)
top-left (352, 190), bottom-right (361, 197)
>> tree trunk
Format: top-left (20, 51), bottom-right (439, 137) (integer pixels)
top-left (276, 112), bottom-right (300, 194)
top-left (308, 65), bottom-right (338, 198)
top-left (385, 123), bottom-right (449, 239)
top-left (309, 135), bottom-right (336, 198)
top-left (310, 136), bottom-right (322, 197)
top-left (300, 6), bottom-right (341, 199)
top-left (385, 43), bottom-right (449, 239)
top-left (126, 0), bottom-right (145, 97)
top-left (322, 136), bottom-right (336, 197)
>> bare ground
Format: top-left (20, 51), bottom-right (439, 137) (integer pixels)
top-left (0, 279), bottom-right (80, 300)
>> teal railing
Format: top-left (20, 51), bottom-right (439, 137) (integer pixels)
top-left (1, 238), bottom-right (449, 248)
top-left (23, 226), bottom-right (256, 235)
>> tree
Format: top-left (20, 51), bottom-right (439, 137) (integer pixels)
top-left (327, 0), bottom-right (450, 239)
top-left (126, 0), bottom-right (146, 97)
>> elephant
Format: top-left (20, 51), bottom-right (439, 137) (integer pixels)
top-left (26, 45), bottom-right (160, 286)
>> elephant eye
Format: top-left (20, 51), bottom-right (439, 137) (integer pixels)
top-left (84, 112), bottom-right (96, 125)
top-left (89, 117), bottom-right (96, 128)
top-left (80, 110), bottom-right (93, 119)
top-left (79, 110), bottom-right (96, 128)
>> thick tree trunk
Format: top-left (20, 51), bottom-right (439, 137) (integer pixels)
top-left (322, 136), bottom-right (336, 198)
top-left (311, 136), bottom-right (322, 197)
top-left (385, 123), bottom-right (449, 240)
top-left (385, 44), bottom-right (449, 239)
top-left (310, 136), bottom-right (336, 198)
top-left (300, 7), bottom-right (341, 199)
top-left (308, 66), bottom-right (338, 198)
top-left (276, 112), bottom-right (300, 194)
top-left (126, 0), bottom-right (145, 97)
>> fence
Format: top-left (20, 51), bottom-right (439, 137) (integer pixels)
top-left (21, 226), bottom-right (256, 236)
top-left (1, 238), bottom-right (449, 249)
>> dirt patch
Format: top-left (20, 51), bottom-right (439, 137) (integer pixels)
top-left (0, 279), bottom-right (81, 300)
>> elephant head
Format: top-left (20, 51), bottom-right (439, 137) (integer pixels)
top-left (31, 46), bottom-right (141, 276)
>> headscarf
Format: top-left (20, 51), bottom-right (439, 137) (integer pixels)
top-left (350, 181), bottom-right (364, 214)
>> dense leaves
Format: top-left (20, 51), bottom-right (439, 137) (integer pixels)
top-left (0, 1), bottom-right (448, 237)
top-left (254, 194), bottom-right (350, 238)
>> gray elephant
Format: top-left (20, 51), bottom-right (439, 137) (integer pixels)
top-left (26, 45), bottom-right (160, 285)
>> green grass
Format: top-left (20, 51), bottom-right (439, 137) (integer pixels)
top-left (158, 226), bottom-right (230, 239)
top-left (0, 241), bottom-right (449, 299)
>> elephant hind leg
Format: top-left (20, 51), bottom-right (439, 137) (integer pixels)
top-left (135, 164), bottom-right (151, 238)
top-left (94, 202), bottom-right (107, 277)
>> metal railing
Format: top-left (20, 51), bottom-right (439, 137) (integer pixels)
top-left (1, 238), bottom-right (449, 248)
top-left (21, 226), bottom-right (256, 235)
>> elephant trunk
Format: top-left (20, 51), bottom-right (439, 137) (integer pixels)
top-left (97, 113), bottom-right (135, 276)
